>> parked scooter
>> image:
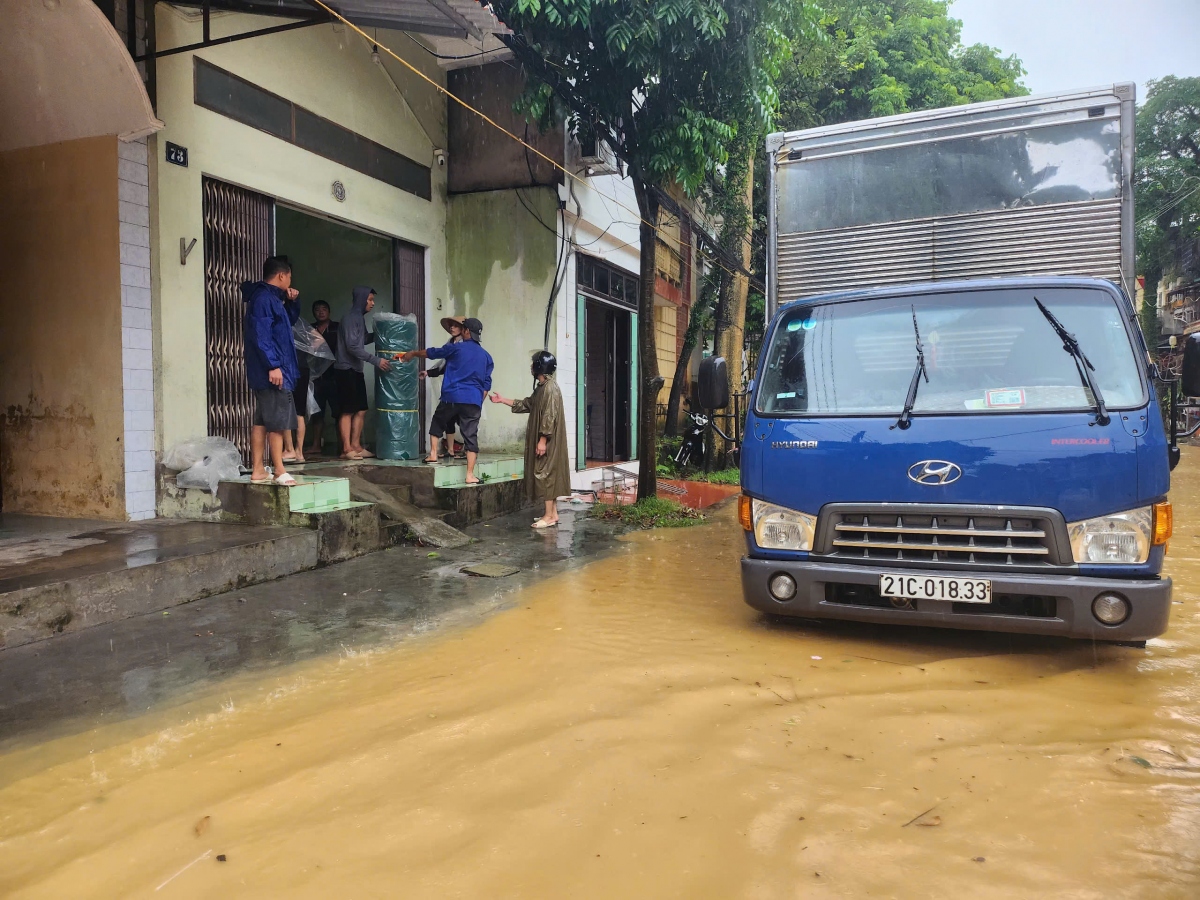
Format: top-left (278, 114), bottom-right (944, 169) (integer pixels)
top-left (674, 406), bottom-right (709, 468)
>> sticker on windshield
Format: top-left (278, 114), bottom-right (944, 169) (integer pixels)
top-left (985, 388), bottom-right (1026, 408)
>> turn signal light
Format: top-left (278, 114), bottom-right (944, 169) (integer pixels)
top-left (1153, 502), bottom-right (1173, 546)
top-left (738, 495), bottom-right (753, 531)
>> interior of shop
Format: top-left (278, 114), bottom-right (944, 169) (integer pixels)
top-left (275, 206), bottom-right (394, 453)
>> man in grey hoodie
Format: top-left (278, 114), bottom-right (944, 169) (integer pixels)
top-left (333, 286), bottom-right (393, 460)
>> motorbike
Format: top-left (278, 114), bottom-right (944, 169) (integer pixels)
top-left (674, 408), bottom-right (709, 468)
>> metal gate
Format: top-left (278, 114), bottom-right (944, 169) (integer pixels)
top-left (202, 178), bottom-right (273, 460)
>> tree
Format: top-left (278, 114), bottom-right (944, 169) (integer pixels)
top-left (494, 0), bottom-right (809, 498)
top-left (1135, 76), bottom-right (1200, 297)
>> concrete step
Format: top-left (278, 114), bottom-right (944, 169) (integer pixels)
top-left (160, 474), bottom-right (380, 563)
top-left (0, 517), bottom-right (319, 650)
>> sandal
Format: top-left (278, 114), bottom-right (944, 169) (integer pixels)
top-left (274, 473), bottom-right (298, 487)
top-left (531, 518), bottom-right (558, 529)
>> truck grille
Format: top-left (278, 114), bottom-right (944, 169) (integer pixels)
top-left (826, 510), bottom-right (1053, 566)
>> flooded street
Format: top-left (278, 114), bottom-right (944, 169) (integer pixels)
top-left (2, 467), bottom-right (1199, 897)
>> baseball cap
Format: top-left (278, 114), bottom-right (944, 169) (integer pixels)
top-left (463, 317), bottom-right (484, 341)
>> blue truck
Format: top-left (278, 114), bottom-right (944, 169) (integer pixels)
top-left (702, 85), bottom-right (1189, 641)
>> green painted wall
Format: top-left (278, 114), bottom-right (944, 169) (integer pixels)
top-left (445, 188), bottom-right (558, 451)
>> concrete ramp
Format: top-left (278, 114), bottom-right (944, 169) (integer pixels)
top-left (343, 474), bottom-right (471, 549)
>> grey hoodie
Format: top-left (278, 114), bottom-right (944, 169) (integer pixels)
top-left (334, 286), bottom-right (382, 372)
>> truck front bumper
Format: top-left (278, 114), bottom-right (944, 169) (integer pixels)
top-left (741, 558), bottom-right (1172, 641)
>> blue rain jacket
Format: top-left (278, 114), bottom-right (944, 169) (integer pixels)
top-left (241, 281), bottom-right (301, 392)
top-left (426, 339), bottom-right (493, 406)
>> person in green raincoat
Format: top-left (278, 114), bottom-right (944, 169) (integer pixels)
top-left (489, 350), bottom-right (571, 528)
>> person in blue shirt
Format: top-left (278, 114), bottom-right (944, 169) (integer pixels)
top-left (400, 317), bottom-right (493, 484)
top-left (241, 255), bottom-right (301, 486)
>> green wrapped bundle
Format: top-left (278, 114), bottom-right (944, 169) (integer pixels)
top-left (373, 313), bottom-right (419, 460)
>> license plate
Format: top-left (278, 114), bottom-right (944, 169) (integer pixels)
top-left (879, 574), bottom-right (992, 604)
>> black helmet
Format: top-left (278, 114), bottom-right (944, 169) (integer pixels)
top-left (531, 350), bottom-right (557, 376)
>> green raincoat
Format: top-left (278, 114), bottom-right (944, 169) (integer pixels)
top-left (511, 375), bottom-right (572, 503)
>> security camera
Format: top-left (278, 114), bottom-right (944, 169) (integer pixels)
top-left (434, 149), bottom-right (447, 167)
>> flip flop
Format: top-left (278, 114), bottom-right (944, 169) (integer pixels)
top-left (250, 476), bottom-right (272, 484)
top-left (358, 449), bottom-right (377, 459)
top-left (531, 519), bottom-right (558, 529)
top-left (340, 452), bottom-right (363, 461)
top-left (274, 473), bottom-right (298, 487)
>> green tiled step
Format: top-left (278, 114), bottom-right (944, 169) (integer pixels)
top-left (284, 475), bottom-right (352, 512)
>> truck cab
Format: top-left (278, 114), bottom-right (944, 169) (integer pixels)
top-left (737, 276), bottom-right (1173, 640)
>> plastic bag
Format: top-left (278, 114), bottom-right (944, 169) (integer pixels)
top-left (306, 381), bottom-right (320, 417)
top-left (373, 313), bottom-right (420, 459)
top-left (294, 319), bottom-right (335, 378)
top-left (165, 437), bottom-right (243, 495)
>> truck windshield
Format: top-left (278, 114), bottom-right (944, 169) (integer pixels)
top-left (756, 287), bottom-right (1145, 417)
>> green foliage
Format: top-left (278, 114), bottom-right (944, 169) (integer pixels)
top-left (776, 0), bottom-right (1027, 130)
top-left (593, 497), bottom-right (705, 528)
top-left (691, 467), bottom-right (741, 485)
top-left (1135, 76), bottom-right (1200, 289)
top-left (749, 0), bottom-right (1028, 316)
top-left (497, 0), bottom-right (819, 195)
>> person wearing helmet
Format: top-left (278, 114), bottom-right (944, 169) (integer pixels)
top-left (489, 349), bottom-right (571, 528)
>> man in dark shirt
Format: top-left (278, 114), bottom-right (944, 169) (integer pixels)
top-left (401, 317), bottom-right (493, 484)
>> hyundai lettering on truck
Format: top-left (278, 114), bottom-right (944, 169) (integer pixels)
top-left (723, 84), bottom-right (1182, 642)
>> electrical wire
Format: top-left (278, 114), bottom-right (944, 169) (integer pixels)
top-left (305, 0), bottom-right (759, 292)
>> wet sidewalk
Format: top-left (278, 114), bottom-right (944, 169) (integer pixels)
top-left (0, 515), bottom-right (319, 650)
top-left (0, 506), bottom-right (627, 748)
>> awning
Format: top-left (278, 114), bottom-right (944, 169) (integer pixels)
top-left (174, 0), bottom-right (507, 40)
top-left (0, 0), bottom-right (162, 153)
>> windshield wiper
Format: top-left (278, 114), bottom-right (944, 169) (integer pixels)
top-left (892, 306), bottom-right (928, 430)
top-left (1034, 296), bottom-right (1110, 426)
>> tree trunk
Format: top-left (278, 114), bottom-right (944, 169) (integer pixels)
top-left (664, 277), bottom-right (716, 437)
top-left (712, 146), bottom-right (755, 396)
top-left (633, 178), bottom-right (661, 500)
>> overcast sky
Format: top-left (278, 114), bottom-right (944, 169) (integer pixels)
top-left (951, 0), bottom-right (1200, 104)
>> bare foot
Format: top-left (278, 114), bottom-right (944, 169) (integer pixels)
top-left (250, 469), bottom-right (271, 483)
top-left (340, 452), bottom-right (363, 460)
top-left (425, 455), bottom-right (440, 463)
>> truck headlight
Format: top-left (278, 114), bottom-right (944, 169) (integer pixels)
top-left (753, 500), bottom-right (816, 551)
top-left (1067, 507), bottom-right (1152, 564)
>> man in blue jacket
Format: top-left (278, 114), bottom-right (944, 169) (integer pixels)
top-left (242, 255), bottom-right (301, 486)
top-left (400, 317), bottom-right (493, 484)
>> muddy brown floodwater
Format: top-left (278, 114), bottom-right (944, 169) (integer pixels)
top-left (3, 466), bottom-right (1200, 898)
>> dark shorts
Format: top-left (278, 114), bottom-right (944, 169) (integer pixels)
top-left (253, 387), bottom-right (295, 433)
top-left (293, 369), bottom-right (310, 417)
top-left (334, 368), bottom-right (369, 415)
top-left (430, 402), bottom-right (480, 452)
top-left (312, 371), bottom-right (339, 418)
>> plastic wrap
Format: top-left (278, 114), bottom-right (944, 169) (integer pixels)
top-left (164, 437), bottom-right (243, 495)
top-left (373, 313), bottom-right (420, 459)
top-left (293, 319), bottom-right (336, 378)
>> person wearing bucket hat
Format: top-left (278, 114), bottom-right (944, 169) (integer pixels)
top-left (421, 316), bottom-right (466, 461)
top-left (400, 318), bottom-right (492, 483)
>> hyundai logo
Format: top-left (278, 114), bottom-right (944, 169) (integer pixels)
top-left (907, 460), bottom-right (962, 486)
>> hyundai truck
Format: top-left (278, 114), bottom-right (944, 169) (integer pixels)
top-left (721, 84), bottom-right (1183, 641)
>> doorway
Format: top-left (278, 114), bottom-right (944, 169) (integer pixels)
top-left (584, 299), bottom-right (632, 463)
top-left (201, 177), bottom-right (424, 458)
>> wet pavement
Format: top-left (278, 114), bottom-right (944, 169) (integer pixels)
top-left (1, 463), bottom-right (1199, 896)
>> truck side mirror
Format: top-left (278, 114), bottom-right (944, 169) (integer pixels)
top-left (1182, 334), bottom-right (1200, 399)
top-left (698, 356), bottom-right (730, 410)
